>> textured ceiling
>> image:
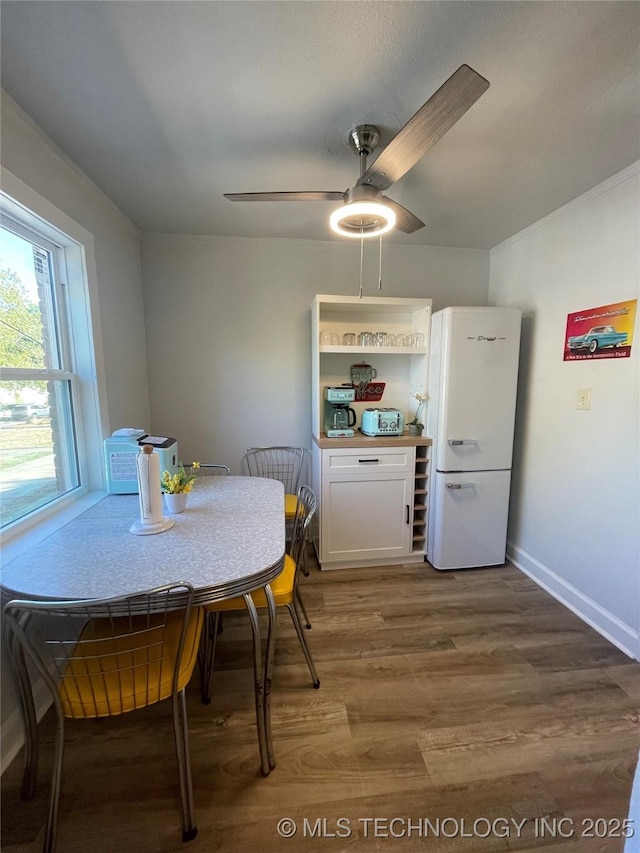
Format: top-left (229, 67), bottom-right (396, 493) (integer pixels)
top-left (1, 1), bottom-right (639, 248)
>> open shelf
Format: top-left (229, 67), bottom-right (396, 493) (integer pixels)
top-left (411, 444), bottom-right (430, 555)
top-left (319, 346), bottom-right (428, 355)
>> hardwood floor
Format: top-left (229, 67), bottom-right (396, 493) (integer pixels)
top-left (3, 556), bottom-right (639, 852)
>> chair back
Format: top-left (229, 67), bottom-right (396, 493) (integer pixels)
top-left (4, 582), bottom-right (202, 720)
top-left (289, 485), bottom-right (317, 578)
top-left (189, 463), bottom-right (230, 477)
top-left (244, 446), bottom-right (305, 494)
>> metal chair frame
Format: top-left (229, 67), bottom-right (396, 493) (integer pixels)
top-left (244, 446), bottom-right (310, 578)
top-left (3, 582), bottom-right (202, 853)
top-left (186, 463), bottom-right (230, 476)
top-left (243, 446), bottom-right (305, 495)
top-left (199, 486), bottom-right (319, 768)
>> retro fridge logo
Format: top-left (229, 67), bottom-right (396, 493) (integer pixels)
top-left (563, 299), bottom-right (637, 361)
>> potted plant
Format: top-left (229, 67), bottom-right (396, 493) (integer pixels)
top-left (161, 462), bottom-right (199, 513)
top-left (406, 392), bottom-right (427, 435)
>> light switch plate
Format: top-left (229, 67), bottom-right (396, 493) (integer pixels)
top-left (577, 388), bottom-right (591, 410)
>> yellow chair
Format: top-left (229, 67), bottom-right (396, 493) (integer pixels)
top-left (243, 445), bottom-right (304, 517)
top-left (244, 446), bottom-right (309, 578)
top-left (4, 583), bottom-right (204, 853)
top-left (199, 486), bottom-right (319, 763)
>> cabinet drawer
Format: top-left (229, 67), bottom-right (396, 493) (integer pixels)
top-left (322, 446), bottom-right (413, 475)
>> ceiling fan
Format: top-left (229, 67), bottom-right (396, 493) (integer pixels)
top-left (224, 64), bottom-right (489, 238)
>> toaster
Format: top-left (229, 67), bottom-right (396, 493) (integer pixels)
top-left (360, 408), bottom-right (405, 436)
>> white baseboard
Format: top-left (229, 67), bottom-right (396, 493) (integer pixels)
top-left (1, 675), bottom-right (52, 776)
top-left (507, 542), bottom-right (639, 661)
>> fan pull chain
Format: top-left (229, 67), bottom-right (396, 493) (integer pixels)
top-left (378, 234), bottom-right (383, 291)
top-left (358, 228), bottom-right (364, 299)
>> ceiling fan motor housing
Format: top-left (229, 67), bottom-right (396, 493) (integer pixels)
top-left (348, 125), bottom-right (381, 158)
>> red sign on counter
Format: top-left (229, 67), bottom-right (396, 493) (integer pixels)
top-left (353, 382), bottom-right (386, 401)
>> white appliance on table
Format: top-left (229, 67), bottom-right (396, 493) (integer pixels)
top-left (426, 306), bottom-right (522, 570)
top-left (104, 429), bottom-right (178, 494)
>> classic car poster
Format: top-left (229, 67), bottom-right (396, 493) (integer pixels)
top-left (563, 299), bottom-right (637, 361)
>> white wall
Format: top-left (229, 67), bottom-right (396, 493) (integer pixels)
top-left (1, 92), bottom-right (151, 768)
top-left (489, 163), bottom-right (640, 658)
top-left (1, 92), bottom-right (150, 430)
top-left (141, 234), bottom-right (489, 471)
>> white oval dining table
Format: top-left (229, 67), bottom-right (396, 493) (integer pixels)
top-left (1, 475), bottom-right (286, 786)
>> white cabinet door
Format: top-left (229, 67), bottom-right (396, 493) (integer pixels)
top-left (321, 473), bottom-right (412, 562)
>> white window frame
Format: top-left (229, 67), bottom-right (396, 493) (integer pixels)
top-left (0, 169), bottom-right (109, 542)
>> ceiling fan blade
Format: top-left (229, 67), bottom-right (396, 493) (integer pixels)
top-left (381, 196), bottom-right (425, 233)
top-left (224, 191), bottom-right (344, 202)
top-left (359, 64), bottom-right (490, 192)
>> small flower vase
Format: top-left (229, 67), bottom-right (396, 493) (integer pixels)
top-left (164, 492), bottom-right (188, 514)
top-left (407, 423), bottom-right (423, 436)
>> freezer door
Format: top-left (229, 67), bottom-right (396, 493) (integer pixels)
top-left (428, 470), bottom-right (511, 570)
top-left (435, 307), bottom-right (521, 472)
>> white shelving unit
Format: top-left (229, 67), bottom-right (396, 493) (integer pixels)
top-left (311, 294), bottom-right (433, 437)
top-left (310, 294), bottom-right (433, 570)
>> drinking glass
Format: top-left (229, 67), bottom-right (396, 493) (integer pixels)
top-left (331, 332), bottom-right (340, 345)
top-left (358, 331), bottom-right (373, 346)
top-left (319, 331), bottom-right (333, 345)
top-left (342, 333), bottom-right (356, 346)
top-left (383, 334), bottom-right (397, 347)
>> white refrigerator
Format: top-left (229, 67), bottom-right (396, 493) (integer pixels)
top-left (426, 306), bottom-right (522, 570)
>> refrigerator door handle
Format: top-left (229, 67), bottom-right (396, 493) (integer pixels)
top-left (446, 482), bottom-right (475, 490)
top-left (447, 439), bottom-right (477, 446)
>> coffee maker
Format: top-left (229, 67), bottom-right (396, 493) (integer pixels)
top-left (324, 386), bottom-right (357, 437)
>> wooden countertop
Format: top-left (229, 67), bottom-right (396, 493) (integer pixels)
top-left (313, 433), bottom-right (432, 449)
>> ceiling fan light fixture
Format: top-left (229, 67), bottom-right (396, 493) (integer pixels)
top-left (329, 201), bottom-right (396, 238)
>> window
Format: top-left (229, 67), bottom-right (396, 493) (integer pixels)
top-left (0, 192), bottom-right (106, 532)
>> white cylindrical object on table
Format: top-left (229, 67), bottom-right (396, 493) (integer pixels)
top-left (137, 444), bottom-right (164, 526)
